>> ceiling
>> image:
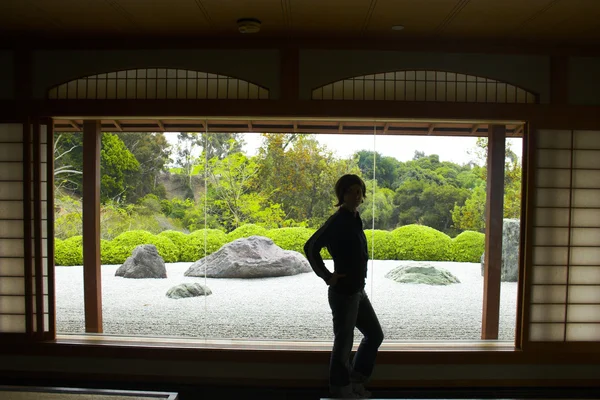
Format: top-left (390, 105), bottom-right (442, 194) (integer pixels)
top-left (2, 0), bottom-right (600, 45)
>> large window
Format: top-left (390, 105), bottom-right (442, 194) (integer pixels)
top-left (53, 121), bottom-right (523, 343)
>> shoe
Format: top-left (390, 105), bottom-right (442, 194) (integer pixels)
top-left (352, 382), bottom-right (372, 398)
top-left (329, 384), bottom-right (362, 399)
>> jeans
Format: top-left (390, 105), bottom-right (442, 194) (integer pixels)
top-left (328, 286), bottom-right (384, 388)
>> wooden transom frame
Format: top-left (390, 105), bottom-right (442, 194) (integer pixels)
top-left (52, 118), bottom-right (525, 137)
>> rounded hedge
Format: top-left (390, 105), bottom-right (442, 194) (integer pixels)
top-left (391, 224), bottom-right (452, 261)
top-left (102, 230), bottom-right (178, 264)
top-left (364, 229), bottom-right (396, 260)
top-left (227, 224), bottom-right (268, 241)
top-left (180, 229), bottom-right (228, 262)
top-left (265, 227), bottom-right (314, 256)
top-left (450, 230), bottom-right (485, 262)
top-left (54, 237), bottom-right (83, 266)
top-left (158, 230), bottom-right (188, 261)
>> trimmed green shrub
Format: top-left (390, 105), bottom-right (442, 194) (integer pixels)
top-left (364, 229), bottom-right (396, 260)
top-left (180, 229), bottom-right (228, 262)
top-left (450, 230), bottom-right (485, 262)
top-left (54, 237), bottom-right (83, 266)
top-left (391, 224), bottom-right (452, 261)
top-left (265, 227), bottom-right (315, 256)
top-left (227, 224), bottom-right (268, 241)
top-left (158, 230), bottom-right (188, 261)
top-left (102, 230), bottom-right (178, 264)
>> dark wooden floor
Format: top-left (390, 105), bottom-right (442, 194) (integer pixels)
top-left (1, 378), bottom-right (599, 400)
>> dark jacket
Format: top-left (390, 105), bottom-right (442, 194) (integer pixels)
top-left (304, 207), bottom-right (369, 294)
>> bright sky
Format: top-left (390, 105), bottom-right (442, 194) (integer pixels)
top-left (165, 132), bottom-right (523, 166)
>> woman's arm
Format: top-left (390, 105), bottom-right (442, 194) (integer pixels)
top-left (304, 215), bottom-right (337, 284)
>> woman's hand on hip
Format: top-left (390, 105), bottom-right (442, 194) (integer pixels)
top-left (327, 272), bottom-right (346, 286)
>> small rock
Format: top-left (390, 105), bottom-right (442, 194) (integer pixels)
top-left (385, 264), bottom-right (460, 285)
top-left (166, 283), bottom-right (212, 299)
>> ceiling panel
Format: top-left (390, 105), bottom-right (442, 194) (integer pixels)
top-left (116, 0), bottom-right (211, 34)
top-left (201, 0), bottom-right (285, 36)
top-left (24, 0), bottom-right (135, 34)
top-left (365, 0), bottom-right (461, 36)
top-left (290, 0), bottom-right (375, 34)
top-left (516, 0), bottom-right (600, 41)
top-left (0, 0), bottom-right (67, 32)
top-left (0, 0), bottom-right (598, 44)
top-left (441, 0), bottom-right (558, 38)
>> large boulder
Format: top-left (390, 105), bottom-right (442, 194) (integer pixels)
top-left (184, 235), bottom-right (311, 278)
top-left (385, 264), bottom-right (460, 285)
top-left (115, 244), bottom-right (167, 279)
top-left (480, 218), bottom-right (520, 282)
top-left (166, 283), bottom-right (212, 299)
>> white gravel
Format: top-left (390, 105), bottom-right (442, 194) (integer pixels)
top-left (55, 261), bottom-right (517, 341)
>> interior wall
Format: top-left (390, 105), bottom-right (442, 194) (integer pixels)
top-left (1, 354), bottom-right (599, 385)
top-left (0, 51), bottom-right (14, 100)
top-left (31, 49), bottom-right (280, 99)
top-left (569, 57), bottom-right (600, 106)
top-left (299, 50), bottom-right (550, 102)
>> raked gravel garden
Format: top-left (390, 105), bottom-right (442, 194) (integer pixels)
top-left (55, 259), bottom-right (517, 342)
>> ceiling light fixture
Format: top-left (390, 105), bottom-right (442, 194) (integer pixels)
top-left (391, 25), bottom-right (405, 31)
top-left (237, 18), bottom-right (262, 34)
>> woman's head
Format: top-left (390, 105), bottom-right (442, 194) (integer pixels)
top-left (334, 174), bottom-right (367, 208)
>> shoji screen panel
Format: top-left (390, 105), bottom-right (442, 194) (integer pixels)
top-left (0, 121), bottom-right (54, 339)
top-left (32, 122), bottom-right (54, 338)
top-left (530, 130), bottom-right (600, 343)
top-left (0, 123), bottom-right (27, 334)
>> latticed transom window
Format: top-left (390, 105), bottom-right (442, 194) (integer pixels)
top-left (312, 70), bottom-right (537, 103)
top-left (48, 69), bottom-right (270, 100)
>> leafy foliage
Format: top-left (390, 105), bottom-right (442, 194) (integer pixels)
top-left (102, 230), bottom-right (178, 264)
top-left (158, 230), bottom-right (188, 260)
top-left (364, 229), bottom-right (396, 260)
top-left (227, 224), bottom-right (269, 241)
top-left (391, 224), bottom-right (452, 261)
top-left (450, 231), bottom-right (486, 262)
top-left (265, 227), bottom-right (315, 256)
top-left (100, 133), bottom-right (140, 203)
top-left (54, 237), bottom-right (83, 266)
top-left (180, 229), bottom-right (228, 262)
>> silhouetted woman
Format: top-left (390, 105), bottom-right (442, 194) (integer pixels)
top-left (304, 174), bottom-right (383, 399)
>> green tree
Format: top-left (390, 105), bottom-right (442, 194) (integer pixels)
top-left (202, 133), bottom-right (245, 160)
top-left (115, 132), bottom-right (171, 202)
top-left (100, 133), bottom-right (140, 203)
top-left (53, 132), bottom-right (84, 195)
top-left (451, 138), bottom-right (522, 232)
top-left (174, 132), bottom-right (203, 196)
top-left (360, 180), bottom-right (395, 230)
top-left (355, 150), bottom-right (400, 189)
top-left (255, 134), bottom-right (359, 227)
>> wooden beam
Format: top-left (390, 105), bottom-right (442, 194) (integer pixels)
top-left (550, 56), bottom-right (569, 105)
top-left (248, 121), bottom-right (253, 132)
top-left (112, 120), bottom-right (123, 131)
top-left (383, 122), bottom-right (390, 134)
top-left (470, 124), bottom-right (481, 135)
top-left (82, 120), bottom-right (103, 334)
top-left (26, 100), bottom-right (600, 131)
top-left (515, 125), bottom-right (524, 136)
top-left (5, 35), bottom-right (600, 57)
top-left (280, 47), bottom-right (299, 101)
top-left (482, 124), bottom-right (506, 340)
top-left (68, 120), bottom-right (80, 131)
top-left (156, 120), bottom-right (165, 131)
top-left (338, 122), bottom-right (344, 133)
top-left (427, 124), bottom-right (436, 135)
